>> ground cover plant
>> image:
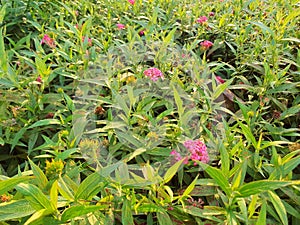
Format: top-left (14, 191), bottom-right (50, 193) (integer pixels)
top-left (0, 0), bottom-right (299, 224)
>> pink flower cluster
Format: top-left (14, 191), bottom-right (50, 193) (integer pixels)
top-left (184, 140), bottom-right (209, 164)
top-left (82, 36), bottom-right (93, 46)
top-left (216, 76), bottom-right (225, 84)
top-left (200, 40), bottom-right (213, 50)
top-left (117, 23), bottom-right (126, 30)
top-left (171, 140), bottom-right (209, 165)
top-left (143, 67), bottom-right (164, 81)
top-left (128, 0), bottom-right (135, 5)
top-left (40, 34), bottom-right (56, 48)
top-left (196, 16), bottom-right (208, 24)
top-left (196, 12), bottom-right (214, 24)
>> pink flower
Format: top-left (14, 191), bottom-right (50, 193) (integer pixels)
top-left (82, 36), bottom-right (92, 46)
top-left (184, 140), bottom-right (209, 164)
top-left (128, 0), bottom-right (135, 5)
top-left (200, 40), bottom-right (213, 50)
top-left (139, 30), bottom-right (145, 36)
top-left (143, 67), bottom-right (163, 81)
top-left (36, 76), bottom-right (42, 83)
top-left (209, 12), bottom-right (215, 17)
top-left (196, 16), bottom-right (208, 24)
top-left (40, 34), bottom-right (56, 48)
top-left (216, 76), bottom-right (225, 84)
top-left (117, 23), bottom-right (126, 30)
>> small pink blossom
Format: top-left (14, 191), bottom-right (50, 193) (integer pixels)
top-left (209, 12), bottom-right (215, 17)
top-left (184, 140), bottom-right (209, 164)
top-left (216, 76), bottom-right (225, 84)
top-left (36, 76), bottom-right (42, 83)
top-left (128, 0), bottom-right (135, 5)
top-left (200, 40), bottom-right (213, 50)
top-left (143, 67), bottom-right (163, 81)
top-left (40, 34), bottom-right (56, 48)
top-left (82, 36), bottom-right (92, 46)
top-left (139, 30), bottom-right (145, 36)
top-left (196, 16), bottom-right (208, 24)
top-left (170, 140), bottom-right (209, 165)
top-left (117, 23), bottom-right (126, 30)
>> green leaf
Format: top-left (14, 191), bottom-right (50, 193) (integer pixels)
top-left (57, 148), bottom-right (78, 161)
top-left (236, 121), bottom-right (257, 148)
top-left (227, 209), bottom-right (238, 225)
top-left (122, 198), bottom-right (134, 225)
top-left (16, 183), bottom-right (55, 211)
top-left (61, 205), bottom-right (106, 222)
top-left (250, 21), bottom-right (275, 37)
top-left (183, 206), bottom-right (225, 222)
top-left (157, 211), bottom-right (173, 225)
top-left (28, 158), bottom-right (48, 190)
top-left (50, 180), bottom-right (58, 209)
top-left (172, 84), bottom-right (184, 118)
top-left (75, 172), bottom-right (105, 200)
top-left (199, 162), bottom-right (231, 196)
top-left (219, 140), bottom-right (230, 176)
top-left (10, 127), bottom-right (27, 152)
top-left (58, 176), bottom-right (74, 201)
top-left (0, 176), bottom-right (33, 195)
top-left (255, 200), bottom-right (266, 225)
top-left (282, 200), bottom-right (300, 219)
top-left (137, 203), bottom-right (164, 213)
top-left (182, 175), bottom-right (199, 197)
top-left (268, 191), bottom-right (288, 225)
top-left (28, 119), bottom-right (61, 129)
top-left (0, 4), bottom-right (6, 24)
top-left (280, 104), bottom-right (300, 120)
top-left (237, 180), bottom-right (296, 198)
top-left (163, 158), bottom-right (184, 183)
top-left (163, 27), bottom-right (177, 45)
top-left (124, 148), bottom-right (147, 163)
top-left (0, 28), bottom-right (8, 72)
top-left (212, 78), bottom-right (233, 100)
top-left (0, 199), bottom-right (35, 222)
top-left (237, 199), bottom-right (248, 223)
top-left (231, 160), bottom-right (247, 190)
top-left (24, 208), bottom-right (52, 225)
top-left (114, 92), bottom-right (130, 117)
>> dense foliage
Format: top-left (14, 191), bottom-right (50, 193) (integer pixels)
top-left (0, 0), bottom-right (299, 224)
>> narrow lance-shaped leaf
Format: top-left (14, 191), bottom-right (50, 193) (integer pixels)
top-left (28, 119), bottom-right (61, 129)
top-left (182, 175), bottom-right (199, 197)
top-left (231, 160), bottom-right (247, 190)
top-left (28, 158), bottom-right (48, 190)
top-left (50, 180), bottom-right (58, 209)
top-left (172, 84), bottom-right (184, 118)
top-left (75, 172), bottom-right (104, 200)
top-left (164, 158), bottom-right (184, 183)
top-left (199, 162), bottom-right (231, 196)
top-left (122, 198), bottom-right (134, 225)
top-left (255, 200), bottom-right (266, 225)
top-left (61, 205), bottom-right (107, 222)
top-left (16, 183), bottom-right (55, 211)
top-left (57, 176), bottom-right (74, 201)
top-left (24, 208), bottom-right (52, 225)
top-left (0, 176), bottom-right (33, 195)
top-left (237, 180), bottom-right (298, 198)
top-left (0, 199), bottom-right (35, 222)
top-left (268, 191), bottom-right (288, 225)
top-left (157, 211), bottom-right (173, 225)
